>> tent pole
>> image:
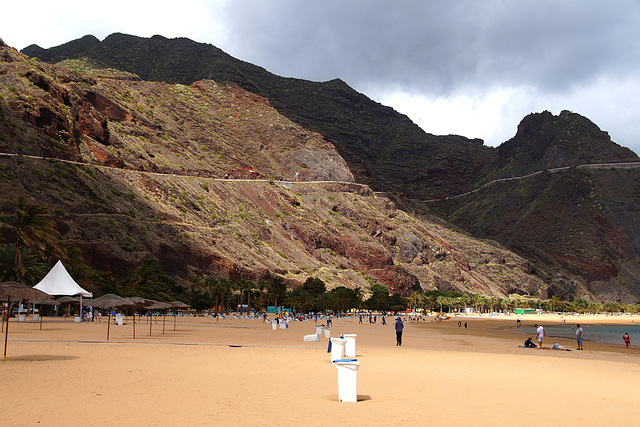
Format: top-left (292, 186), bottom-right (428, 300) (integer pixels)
top-left (4, 296), bottom-right (11, 361)
top-left (107, 312), bottom-right (111, 341)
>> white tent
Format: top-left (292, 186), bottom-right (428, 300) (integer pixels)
top-left (34, 260), bottom-right (92, 297)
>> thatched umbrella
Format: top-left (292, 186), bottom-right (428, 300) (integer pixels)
top-left (147, 301), bottom-right (172, 335)
top-left (125, 297), bottom-right (154, 339)
top-left (56, 296), bottom-right (79, 320)
top-left (0, 281), bottom-right (52, 361)
top-left (169, 301), bottom-right (190, 331)
top-left (90, 294), bottom-right (131, 340)
top-left (30, 299), bottom-right (60, 330)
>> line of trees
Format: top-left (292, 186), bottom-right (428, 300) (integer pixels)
top-left (415, 290), bottom-right (640, 315)
top-left (185, 276), bottom-right (409, 315)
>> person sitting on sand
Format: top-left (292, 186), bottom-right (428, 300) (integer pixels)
top-left (524, 337), bottom-right (537, 348)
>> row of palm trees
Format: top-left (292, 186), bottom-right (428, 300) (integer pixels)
top-left (190, 276), bottom-right (287, 315)
top-left (189, 276), bottom-right (368, 315)
top-left (410, 291), bottom-right (636, 314)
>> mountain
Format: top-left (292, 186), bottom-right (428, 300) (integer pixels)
top-left (21, 33), bottom-right (498, 198)
top-left (433, 111), bottom-right (640, 302)
top-left (0, 38), bottom-right (545, 299)
top-left (13, 34), bottom-right (640, 302)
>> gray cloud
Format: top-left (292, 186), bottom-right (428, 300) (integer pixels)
top-left (212, 0), bottom-right (640, 152)
top-left (220, 1), bottom-right (640, 93)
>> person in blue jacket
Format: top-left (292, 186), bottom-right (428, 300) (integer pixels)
top-left (395, 317), bottom-right (404, 346)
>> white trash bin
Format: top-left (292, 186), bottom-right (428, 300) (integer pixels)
top-left (315, 325), bottom-right (323, 335)
top-left (32, 314), bottom-right (40, 321)
top-left (333, 359), bottom-right (360, 403)
top-left (330, 337), bottom-right (347, 361)
top-left (304, 333), bottom-right (319, 342)
top-left (272, 322), bottom-right (277, 330)
top-left (116, 314), bottom-right (124, 326)
top-left (343, 334), bottom-right (357, 357)
top-left (324, 327), bottom-right (331, 338)
top-left (18, 315), bottom-right (25, 322)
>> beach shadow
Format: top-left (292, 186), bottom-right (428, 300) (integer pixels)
top-left (326, 394), bottom-right (372, 402)
top-left (4, 354), bottom-right (79, 362)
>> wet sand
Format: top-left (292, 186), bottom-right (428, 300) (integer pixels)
top-left (2, 313), bottom-right (640, 426)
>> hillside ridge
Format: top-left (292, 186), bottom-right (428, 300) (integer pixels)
top-left (0, 38), bottom-right (548, 300)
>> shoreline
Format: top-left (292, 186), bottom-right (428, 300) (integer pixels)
top-left (417, 313), bottom-right (639, 355)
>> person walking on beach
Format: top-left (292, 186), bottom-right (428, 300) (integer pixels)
top-left (576, 324), bottom-right (583, 350)
top-left (395, 317), bottom-right (404, 346)
top-left (535, 324), bottom-right (545, 349)
top-left (623, 332), bottom-right (631, 348)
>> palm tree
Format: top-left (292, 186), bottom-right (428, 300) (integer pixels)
top-left (409, 291), bottom-right (421, 313)
top-left (420, 294), bottom-right (436, 313)
top-left (269, 276), bottom-right (287, 312)
top-left (234, 279), bottom-right (253, 314)
top-left (487, 297), bottom-right (499, 313)
top-left (548, 295), bottom-right (561, 313)
top-left (331, 287), bottom-right (353, 314)
top-left (218, 278), bottom-right (232, 313)
top-left (231, 280), bottom-right (242, 313)
top-left (6, 198), bottom-right (67, 276)
top-left (190, 274), bottom-right (205, 294)
top-left (460, 294), bottom-right (471, 313)
top-left (476, 295), bottom-right (488, 314)
top-left (0, 243), bottom-right (47, 285)
top-left (205, 276), bottom-right (222, 315)
top-left (241, 280), bottom-right (254, 314)
top-left (257, 279), bottom-right (269, 311)
top-left (353, 285), bottom-right (364, 309)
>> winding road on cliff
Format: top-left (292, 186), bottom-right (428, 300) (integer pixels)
top-left (2, 152), bottom-right (640, 202)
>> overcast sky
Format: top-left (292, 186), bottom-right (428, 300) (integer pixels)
top-left (4, 1), bottom-right (640, 154)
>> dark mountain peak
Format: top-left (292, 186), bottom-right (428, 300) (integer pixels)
top-left (20, 44), bottom-right (44, 56)
top-left (20, 34), bottom-right (101, 62)
top-left (497, 110), bottom-right (637, 173)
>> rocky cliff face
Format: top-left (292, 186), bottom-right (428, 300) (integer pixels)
top-left (493, 110), bottom-right (636, 178)
top-left (436, 112), bottom-right (640, 302)
top-left (0, 39), bottom-right (545, 297)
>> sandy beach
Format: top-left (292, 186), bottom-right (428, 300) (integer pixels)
top-left (2, 313), bottom-right (640, 426)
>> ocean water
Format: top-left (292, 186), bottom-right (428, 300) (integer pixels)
top-left (517, 323), bottom-right (640, 347)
